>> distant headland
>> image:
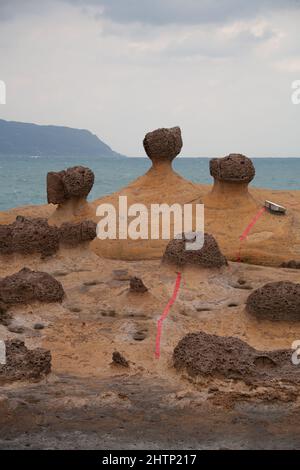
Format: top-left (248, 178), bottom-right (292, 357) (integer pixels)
top-left (0, 119), bottom-right (126, 158)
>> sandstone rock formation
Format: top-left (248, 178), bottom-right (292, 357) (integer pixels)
top-left (2, 139), bottom-right (300, 266)
top-left (210, 154), bottom-right (255, 183)
top-left (47, 166), bottom-right (94, 204)
top-left (173, 331), bottom-right (300, 386)
top-left (246, 281), bottom-right (300, 321)
top-left (0, 216), bottom-right (60, 257)
top-left (162, 232), bottom-right (227, 268)
top-left (129, 276), bottom-right (148, 293)
top-left (89, 126), bottom-right (201, 260)
top-left (0, 339), bottom-right (51, 384)
top-left (47, 166), bottom-right (95, 224)
top-left (59, 220), bottom-right (97, 246)
top-left (0, 268), bottom-right (64, 305)
top-left (199, 154), bottom-right (300, 266)
top-left (143, 126), bottom-right (183, 165)
top-left (0, 217), bottom-right (97, 257)
top-left (204, 153), bottom-right (258, 211)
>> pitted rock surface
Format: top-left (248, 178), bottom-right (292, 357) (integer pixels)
top-left (173, 331), bottom-right (300, 386)
top-left (9, 216), bottom-right (59, 257)
top-left (246, 281), bottom-right (300, 321)
top-left (210, 154), bottom-right (255, 183)
top-left (59, 221), bottom-right (97, 246)
top-left (143, 127), bottom-right (183, 163)
top-left (0, 268), bottom-right (64, 305)
top-left (129, 277), bottom-right (148, 293)
top-left (0, 217), bottom-right (97, 256)
top-left (0, 339), bottom-right (51, 384)
top-left (162, 233), bottom-right (227, 268)
top-left (47, 166), bottom-right (94, 204)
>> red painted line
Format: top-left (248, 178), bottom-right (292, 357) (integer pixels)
top-left (236, 243), bottom-right (242, 263)
top-left (236, 206), bottom-right (266, 262)
top-left (239, 207), bottom-right (266, 241)
top-left (155, 272), bottom-right (182, 359)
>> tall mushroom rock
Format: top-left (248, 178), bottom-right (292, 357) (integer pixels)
top-left (89, 127), bottom-right (202, 260)
top-left (48, 166), bottom-right (95, 224)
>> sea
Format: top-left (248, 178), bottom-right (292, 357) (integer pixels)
top-left (0, 155), bottom-right (299, 212)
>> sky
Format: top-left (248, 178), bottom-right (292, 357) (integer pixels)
top-left (0, 0), bottom-right (300, 157)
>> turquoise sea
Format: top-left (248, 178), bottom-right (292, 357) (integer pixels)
top-left (0, 155), bottom-right (299, 212)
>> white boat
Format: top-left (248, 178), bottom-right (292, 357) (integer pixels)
top-left (264, 200), bottom-right (287, 214)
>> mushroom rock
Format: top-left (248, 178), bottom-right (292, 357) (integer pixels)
top-left (196, 154), bottom-right (300, 266)
top-left (162, 232), bottom-right (227, 268)
top-left (205, 154), bottom-right (257, 210)
top-left (0, 339), bottom-right (51, 384)
top-left (246, 281), bottom-right (300, 321)
top-left (47, 166), bottom-right (95, 224)
top-left (89, 127), bottom-right (202, 260)
top-left (0, 267), bottom-right (65, 305)
top-left (173, 331), bottom-right (300, 386)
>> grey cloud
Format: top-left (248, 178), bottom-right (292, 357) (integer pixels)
top-left (1, 0), bottom-right (299, 25)
top-left (66, 0), bottom-right (300, 25)
top-left (0, 0), bottom-right (55, 21)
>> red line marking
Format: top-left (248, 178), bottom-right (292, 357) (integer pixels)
top-left (236, 207), bottom-right (266, 262)
top-left (155, 272), bottom-right (182, 359)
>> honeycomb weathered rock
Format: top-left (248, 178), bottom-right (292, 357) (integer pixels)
top-left (162, 233), bottom-right (227, 268)
top-left (246, 281), bottom-right (300, 321)
top-left (0, 339), bottom-right (51, 384)
top-left (47, 166), bottom-right (94, 204)
top-left (143, 127), bottom-right (183, 164)
top-left (210, 154), bottom-right (255, 183)
top-left (173, 331), bottom-right (300, 386)
top-left (0, 267), bottom-right (65, 305)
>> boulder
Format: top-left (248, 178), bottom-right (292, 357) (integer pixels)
top-left (0, 339), bottom-right (51, 384)
top-left (0, 268), bottom-right (65, 305)
top-left (162, 232), bottom-right (227, 268)
top-left (173, 331), bottom-right (300, 386)
top-left (129, 277), bottom-right (148, 293)
top-left (246, 281), bottom-right (300, 321)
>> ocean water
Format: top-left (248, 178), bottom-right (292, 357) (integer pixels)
top-left (0, 155), bottom-right (299, 212)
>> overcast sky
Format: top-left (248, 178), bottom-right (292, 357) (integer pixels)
top-left (0, 0), bottom-right (300, 156)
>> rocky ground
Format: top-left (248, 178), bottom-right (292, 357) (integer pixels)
top-left (1, 246), bottom-right (300, 449)
top-left (1, 138), bottom-right (300, 448)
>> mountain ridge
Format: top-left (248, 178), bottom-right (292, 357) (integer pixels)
top-left (0, 119), bottom-right (126, 158)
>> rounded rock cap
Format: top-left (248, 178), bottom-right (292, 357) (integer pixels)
top-left (47, 166), bottom-right (94, 204)
top-left (143, 126), bottom-right (183, 163)
top-left (162, 232), bottom-right (227, 268)
top-left (210, 153), bottom-right (255, 183)
top-left (246, 281), bottom-right (300, 321)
